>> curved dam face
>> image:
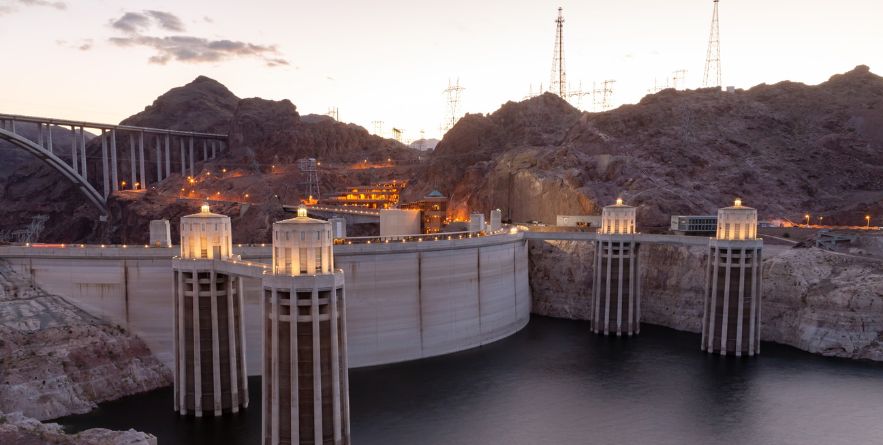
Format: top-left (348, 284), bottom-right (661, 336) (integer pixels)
top-left (0, 233), bottom-right (531, 373)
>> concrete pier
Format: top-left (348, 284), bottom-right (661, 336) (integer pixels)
top-left (701, 199), bottom-right (762, 356)
top-left (592, 199), bottom-right (641, 336)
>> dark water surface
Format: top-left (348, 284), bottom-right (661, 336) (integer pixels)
top-left (60, 317), bottom-right (883, 445)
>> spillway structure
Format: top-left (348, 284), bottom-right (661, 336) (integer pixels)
top-left (701, 199), bottom-right (763, 356)
top-left (171, 204), bottom-right (248, 416)
top-left (262, 205), bottom-right (350, 445)
top-left (592, 198), bottom-right (641, 336)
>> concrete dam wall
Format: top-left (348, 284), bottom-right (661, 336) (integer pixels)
top-left (0, 234), bottom-right (531, 373)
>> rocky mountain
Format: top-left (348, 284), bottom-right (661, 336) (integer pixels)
top-left (415, 65), bottom-right (883, 227)
top-left (0, 76), bottom-right (417, 243)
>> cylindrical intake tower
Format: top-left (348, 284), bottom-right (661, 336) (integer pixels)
top-left (262, 206), bottom-right (350, 445)
top-left (592, 198), bottom-right (641, 336)
top-left (701, 199), bottom-right (763, 356)
top-left (172, 204), bottom-right (248, 416)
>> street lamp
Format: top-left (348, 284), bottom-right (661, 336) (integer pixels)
top-left (805, 214), bottom-right (810, 226)
top-left (866, 215), bottom-right (871, 229)
top-left (819, 216), bottom-right (824, 225)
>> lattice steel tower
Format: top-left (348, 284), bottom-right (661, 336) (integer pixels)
top-left (549, 7), bottom-right (567, 98)
top-left (703, 0), bottom-right (722, 88)
top-left (442, 79), bottom-right (465, 134)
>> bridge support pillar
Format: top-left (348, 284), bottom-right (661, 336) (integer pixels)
top-left (203, 140), bottom-right (208, 161)
top-left (138, 132), bottom-right (146, 189)
top-left (110, 129), bottom-right (119, 191)
top-left (70, 125), bottom-right (79, 175)
top-left (79, 127), bottom-right (87, 180)
top-left (165, 134), bottom-right (171, 178)
top-left (46, 124), bottom-right (53, 153)
top-left (101, 130), bottom-right (110, 198)
top-left (180, 139), bottom-right (186, 176)
top-left (189, 137), bottom-right (195, 177)
top-left (129, 134), bottom-right (137, 189)
top-left (212, 141), bottom-right (217, 159)
top-left (155, 136), bottom-right (162, 182)
top-left (592, 236), bottom-right (640, 336)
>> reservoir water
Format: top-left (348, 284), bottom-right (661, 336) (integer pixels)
top-left (60, 317), bottom-right (883, 444)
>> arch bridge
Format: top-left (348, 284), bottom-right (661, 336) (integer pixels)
top-left (0, 113), bottom-right (228, 217)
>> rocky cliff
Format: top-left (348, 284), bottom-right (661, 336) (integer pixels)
top-left (417, 66), bottom-right (883, 226)
top-left (0, 411), bottom-right (156, 445)
top-left (0, 260), bottom-right (171, 421)
top-left (528, 237), bottom-right (883, 361)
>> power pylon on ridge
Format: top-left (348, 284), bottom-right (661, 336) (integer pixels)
top-left (672, 69), bottom-right (687, 90)
top-left (326, 107), bottom-right (339, 121)
top-left (442, 78), bottom-right (465, 134)
top-left (593, 80), bottom-right (616, 111)
top-left (703, 0), bottom-right (722, 88)
top-left (549, 7), bottom-right (567, 98)
top-left (567, 81), bottom-right (591, 110)
top-left (372, 120), bottom-right (384, 137)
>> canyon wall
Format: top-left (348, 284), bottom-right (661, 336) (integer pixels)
top-left (0, 260), bottom-right (171, 421)
top-left (528, 239), bottom-right (883, 361)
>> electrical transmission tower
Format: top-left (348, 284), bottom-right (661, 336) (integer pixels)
top-left (442, 78), bottom-right (465, 134)
top-left (593, 80), bottom-right (616, 111)
top-left (372, 120), bottom-right (384, 137)
top-left (703, 0), bottom-right (722, 88)
top-left (297, 158), bottom-right (320, 202)
top-left (671, 69), bottom-right (687, 90)
top-left (326, 107), bottom-right (339, 121)
top-left (567, 81), bottom-right (591, 110)
top-left (549, 7), bottom-right (567, 98)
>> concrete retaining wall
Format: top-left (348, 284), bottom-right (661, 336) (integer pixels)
top-left (0, 234), bottom-right (531, 373)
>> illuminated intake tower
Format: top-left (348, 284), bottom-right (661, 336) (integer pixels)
top-left (592, 198), bottom-right (641, 336)
top-left (262, 206), bottom-right (350, 445)
top-left (701, 199), bottom-right (762, 356)
top-left (172, 204), bottom-right (248, 416)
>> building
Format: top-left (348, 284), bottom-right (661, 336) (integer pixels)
top-left (489, 209), bottom-right (502, 232)
top-left (380, 209), bottom-right (422, 238)
top-left (401, 190), bottom-right (448, 234)
top-left (592, 199), bottom-right (641, 336)
top-left (171, 204), bottom-right (248, 416)
top-left (149, 219), bottom-right (171, 247)
top-left (262, 205), bottom-right (350, 445)
top-left (321, 180), bottom-right (405, 209)
top-left (701, 199), bottom-right (762, 356)
top-left (468, 212), bottom-right (485, 233)
top-left (670, 215), bottom-right (717, 235)
top-left (556, 215), bottom-right (601, 228)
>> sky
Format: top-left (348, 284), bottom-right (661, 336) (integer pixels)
top-left (1, 0), bottom-right (881, 140)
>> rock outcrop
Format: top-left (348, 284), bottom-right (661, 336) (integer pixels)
top-left (0, 411), bottom-right (156, 445)
top-left (0, 260), bottom-right (171, 421)
top-left (417, 66), bottom-right (883, 227)
top-left (528, 238), bottom-right (883, 361)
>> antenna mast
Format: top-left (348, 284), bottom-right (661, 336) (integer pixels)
top-left (549, 7), bottom-right (567, 98)
top-left (703, 0), bottom-right (722, 88)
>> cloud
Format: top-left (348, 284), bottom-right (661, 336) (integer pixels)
top-left (19, 0), bottom-right (66, 10)
top-left (107, 10), bottom-right (289, 67)
top-left (56, 38), bottom-right (93, 51)
top-left (1, 0), bottom-right (67, 15)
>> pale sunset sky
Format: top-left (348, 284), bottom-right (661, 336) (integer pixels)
top-left (1, 0), bottom-right (881, 140)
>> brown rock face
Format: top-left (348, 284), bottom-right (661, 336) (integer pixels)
top-left (418, 65), bottom-right (883, 227)
top-left (0, 411), bottom-right (157, 445)
top-left (228, 97), bottom-right (417, 166)
top-left (0, 260), bottom-right (171, 421)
